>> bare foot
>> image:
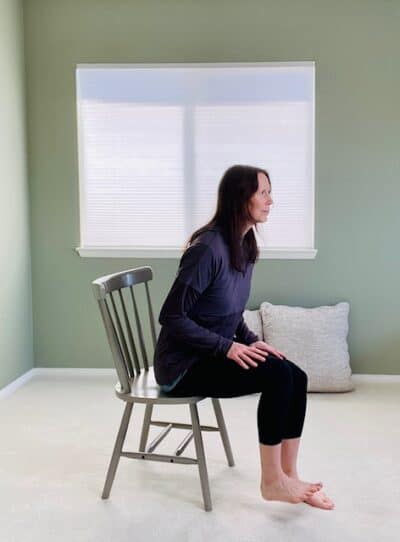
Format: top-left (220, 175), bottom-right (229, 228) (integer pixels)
top-left (285, 474), bottom-right (335, 510)
top-left (282, 473), bottom-right (323, 493)
top-left (303, 489), bottom-right (335, 510)
top-left (261, 475), bottom-right (321, 504)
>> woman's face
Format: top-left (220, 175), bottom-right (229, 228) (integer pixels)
top-left (247, 172), bottom-right (273, 224)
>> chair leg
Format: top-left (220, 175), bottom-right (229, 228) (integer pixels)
top-left (211, 398), bottom-right (235, 467)
top-left (189, 403), bottom-right (212, 512)
top-left (139, 403), bottom-right (153, 452)
top-left (102, 402), bottom-right (134, 499)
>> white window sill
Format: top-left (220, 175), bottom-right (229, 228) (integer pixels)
top-left (75, 247), bottom-right (317, 259)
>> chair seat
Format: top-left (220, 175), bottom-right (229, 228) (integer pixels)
top-left (114, 367), bottom-right (205, 405)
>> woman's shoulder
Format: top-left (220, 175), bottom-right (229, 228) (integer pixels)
top-left (189, 227), bottom-right (227, 259)
top-left (193, 226), bottom-right (218, 243)
top-left (176, 229), bottom-right (223, 288)
top-left (193, 224), bottom-right (226, 245)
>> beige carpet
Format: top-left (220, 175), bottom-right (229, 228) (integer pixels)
top-left (0, 372), bottom-right (399, 542)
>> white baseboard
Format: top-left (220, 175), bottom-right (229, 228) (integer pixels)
top-left (0, 367), bottom-right (116, 399)
top-left (33, 367), bottom-right (116, 376)
top-left (1, 368), bottom-right (399, 399)
top-left (0, 369), bottom-right (37, 399)
top-left (352, 374), bottom-right (400, 383)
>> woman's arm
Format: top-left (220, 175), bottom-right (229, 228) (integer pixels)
top-left (234, 315), bottom-right (259, 345)
top-left (159, 279), bottom-right (233, 356)
top-left (158, 242), bottom-right (233, 357)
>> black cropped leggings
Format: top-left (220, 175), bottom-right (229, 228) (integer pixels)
top-left (165, 354), bottom-right (308, 446)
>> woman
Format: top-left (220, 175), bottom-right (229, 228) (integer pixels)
top-left (153, 165), bottom-right (334, 510)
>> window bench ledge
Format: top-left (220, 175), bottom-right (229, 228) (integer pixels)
top-left (75, 247), bottom-right (317, 260)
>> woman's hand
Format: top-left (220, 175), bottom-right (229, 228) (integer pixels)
top-left (249, 340), bottom-right (287, 360)
top-left (226, 341), bottom-right (271, 370)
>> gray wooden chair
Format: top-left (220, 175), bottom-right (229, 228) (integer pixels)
top-left (92, 266), bottom-right (235, 511)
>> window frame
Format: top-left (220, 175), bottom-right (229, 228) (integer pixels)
top-left (75, 61), bottom-right (317, 260)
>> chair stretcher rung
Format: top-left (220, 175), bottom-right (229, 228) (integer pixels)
top-left (175, 431), bottom-right (194, 456)
top-left (150, 420), bottom-right (219, 432)
top-left (146, 423), bottom-right (173, 453)
top-left (120, 451), bottom-right (198, 465)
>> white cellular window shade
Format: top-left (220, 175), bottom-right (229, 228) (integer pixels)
top-left (76, 62), bottom-right (316, 259)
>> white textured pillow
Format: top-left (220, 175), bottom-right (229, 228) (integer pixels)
top-left (243, 309), bottom-right (263, 342)
top-left (260, 301), bottom-right (354, 392)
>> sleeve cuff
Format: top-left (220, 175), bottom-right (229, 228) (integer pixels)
top-left (217, 337), bottom-right (234, 357)
top-left (246, 332), bottom-right (259, 345)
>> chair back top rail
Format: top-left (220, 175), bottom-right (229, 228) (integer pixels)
top-left (92, 266), bottom-right (153, 298)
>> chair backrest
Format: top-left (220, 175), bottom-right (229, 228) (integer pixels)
top-left (92, 266), bottom-right (157, 394)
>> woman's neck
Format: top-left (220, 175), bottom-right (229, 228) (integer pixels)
top-left (241, 222), bottom-right (254, 239)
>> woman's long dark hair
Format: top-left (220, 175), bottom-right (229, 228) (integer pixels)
top-left (185, 164), bottom-right (271, 273)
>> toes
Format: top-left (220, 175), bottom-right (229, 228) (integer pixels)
top-left (302, 490), bottom-right (335, 510)
top-left (320, 494), bottom-right (335, 508)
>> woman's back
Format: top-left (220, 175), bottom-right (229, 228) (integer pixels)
top-left (153, 225), bottom-right (256, 387)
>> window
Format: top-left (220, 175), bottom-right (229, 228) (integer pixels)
top-left (76, 62), bottom-right (316, 259)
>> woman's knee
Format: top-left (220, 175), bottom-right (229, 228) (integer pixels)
top-left (258, 356), bottom-right (294, 387)
top-left (286, 360), bottom-right (308, 390)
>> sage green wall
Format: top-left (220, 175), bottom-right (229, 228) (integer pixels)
top-left (0, 0), bottom-right (33, 389)
top-left (23, 0), bottom-right (400, 374)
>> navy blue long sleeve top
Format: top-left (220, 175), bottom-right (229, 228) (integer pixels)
top-left (153, 225), bottom-right (259, 390)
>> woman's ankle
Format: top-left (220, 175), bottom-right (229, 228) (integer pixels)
top-left (259, 442), bottom-right (286, 486)
top-left (282, 468), bottom-right (298, 479)
top-left (261, 471), bottom-right (286, 485)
